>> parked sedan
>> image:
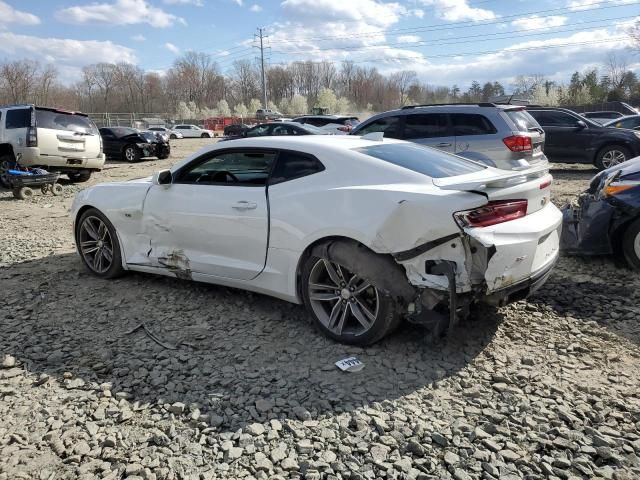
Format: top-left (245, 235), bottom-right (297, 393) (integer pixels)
top-left (603, 115), bottom-right (640, 131)
top-left (220, 121), bottom-right (330, 141)
top-left (561, 156), bottom-right (640, 269)
top-left (582, 111), bottom-right (625, 125)
top-left (223, 123), bottom-right (250, 136)
top-left (292, 115), bottom-right (360, 134)
top-left (99, 127), bottom-right (170, 162)
top-left (172, 124), bottom-right (215, 138)
top-left (148, 126), bottom-right (184, 139)
top-left (72, 136), bottom-right (560, 345)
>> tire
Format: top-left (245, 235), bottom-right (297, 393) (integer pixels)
top-left (0, 155), bottom-right (16, 188)
top-left (75, 208), bottom-right (125, 279)
top-left (300, 241), bottom-right (402, 346)
top-left (622, 218), bottom-right (640, 271)
top-left (51, 183), bottom-right (63, 196)
top-left (123, 145), bottom-right (141, 163)
top-left (157, 152), bottom-right (170, 160)
top-left (200, 133), bottom-right (210, 138)
top-left (67, 171), bottom-right (91, 183)
top-left (41, 185), bottom-right (49, 194)
top-left (17, 186), bottom-right (33, 200)
top-left (170, 134), bottom-right (177, 139)
top-left (595, 145), bottom-right (631, 170)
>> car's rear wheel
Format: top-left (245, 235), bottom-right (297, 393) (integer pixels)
top-left (595, 145), bottom-right (631, 170)
top-left (200, 133), bottom-right (210, 138)
top-left (301, 243), bottom-right (401, 345)
top-left (76, 208), bottom-right (124, 279)
top-left (0, 155), bottom-right (16, 188)
top-left (67, 171), bottom-right (92, 183)
top-left (123, 145), bottom-right (141, 163)
top-left (622, 218), bottom-right (640, 271)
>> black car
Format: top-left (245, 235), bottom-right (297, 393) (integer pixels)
top-left (291, 115), bottom-right (360, 133)
top-left (223, 123), bottom-right (250, 136)
top-left (603, 115), bottom-right (640, 131)
top-left (561, 156), bottom-right (640, 269)
top-left (99, 127), bottom-right (170, 162)
top-left (526, 107), bottom-right (640, 170)
top-left (220, 121), bottom-right (330, 141)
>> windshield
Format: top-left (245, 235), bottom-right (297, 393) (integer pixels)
top-left (36, 109), bottom-right (98, 134)
top-left (354, 142), bottom-right (486, 178)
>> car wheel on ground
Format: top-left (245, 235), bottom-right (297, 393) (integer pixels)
top-left (0, 155), bottom-right (16, 188)
top-left (13, 186), bottom-right (33, 200)
top-left (76, 208), bottom-right (125, 279)
top-left (201, 133), bottom-right (210, 138)
top-left (157, 153), bottom-right (169, 160)
top-left (170, 134), bottom-right (177, 139)
top-left (300, 241), bottom-right (401, 346)
top-left (123, 145), bottom-right (141, 163)
top-left (595, 145), bottom-right (631, 170)
top-left (67, 171), bottom-right (92, 183)
top-left (622, 218), bottom-right (640, 270)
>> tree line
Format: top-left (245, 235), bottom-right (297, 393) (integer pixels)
top-left (0, 51), bottom-right (637, 119)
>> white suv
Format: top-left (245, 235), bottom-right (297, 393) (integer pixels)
top-left (172, 124), bottom-right (214, 138)
top-left (0, 104), bottom-right (105, 183)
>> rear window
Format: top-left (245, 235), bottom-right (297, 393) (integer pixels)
top-left (36, 109), bottom-right (98, 134)
top-left (505, 109), bottom-right (540, 131)
top-left (6, 108), bottom-right (31, 129)
top-left (451, 114), bottom-right (497, 136)
top-left (354, 143), bottom-right (486, 178)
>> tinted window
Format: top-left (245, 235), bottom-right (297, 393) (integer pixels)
top-left (269, 151), bottom-right (324, 184)
top-left (6, 108), bottom-right (31, 129)
top-left (36, 109), bottom-right (98, 134)
top-left (175, 126), bottom-right (187, 129)
top-left (355, 116), bottom-right (402, 139)
top-left (505, 110), bottom-right (540, 131)
top-left (403, 113), bottom-right (449, 139)
top-left (271, 125), bottom-right (293, 136)
top-left (246, 124), bottom-right (271, 137)
top-left (298, 124), bottom-right (328, 135)
top-left (109, 127), bottom-right (138, 137)
top-left (528, 110), bottom-right (580, 127)
top-left (618, 118), bottom-right (640, 129)
top-left (176, 150), bottom-right (276, 186)
top-left (451, 114), bottom-right (497, 136)
top-left (354, 143), bottom-right (485, 178)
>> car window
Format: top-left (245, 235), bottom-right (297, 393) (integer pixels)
top-left (109, 127), bottom-right (138, 137)
top-left (35, 109), bottom-right (98, 134)
top-left (451, 114), bottom-right (497, 136)
top-left (269, 150), bottom-right (325, 184)
top-left (272, 125), bottom-right (292, 136)
top-left (99, 128), bottom-right (113, 136)
top-left (175, 126), bottom-right (186, 129)
top-left (176, 150), bottom-right (277, 186)
top-left (354, 143), bottom-right (485, 178)
top-left (505, 110), bottom-right (540, 131)
top-left (529, 110), bottom-right (580, 127)
top-left (298, 124), bottom-right (327, 135)
top-left (246, 124), bottom-right (271, 137)
top-left (403, 114), bottom-right (450, 139)
top-left (6, 108), bottom-right (31, 129)
top-left (355, 116), bottom-right (403, 139)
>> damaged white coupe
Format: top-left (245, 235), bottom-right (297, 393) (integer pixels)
top-left (71, 135), bottom-right (561, 345)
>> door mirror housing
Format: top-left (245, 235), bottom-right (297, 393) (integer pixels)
top-left (154, 169), bottom-right (172, 185)
top-left (575, 120), bottom-right (587, 129)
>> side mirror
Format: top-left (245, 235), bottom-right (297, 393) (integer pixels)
top-left (575, 120), bottom-right (587, 129)
top-left (242, 131), bottom-right (248, 137)
top-left (154, 169), bottom-right (172, 185)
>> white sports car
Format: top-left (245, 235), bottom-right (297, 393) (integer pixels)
top-left (71, 135), bottom-right (561, 345)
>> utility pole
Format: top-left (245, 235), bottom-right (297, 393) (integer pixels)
top-left (255, 27), bottom-right (268, 109)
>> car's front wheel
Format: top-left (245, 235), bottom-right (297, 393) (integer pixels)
top-left (67, 171), bottom-right (91, 183)
top-left (123, 145), bottom-right (141, 163)
top-left (622, 218), bottom-right (640, 271)
top-left (170, 134), bottom-right (177, 139)
top-left (595, 145), bottom-right (631, 170)
top-left (301, 242), bottom-right (401, 345)
top-left (76, 208), bottom-right (125, 279)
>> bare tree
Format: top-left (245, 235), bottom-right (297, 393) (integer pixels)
top-left (389, 70), bottom-right (417, 106)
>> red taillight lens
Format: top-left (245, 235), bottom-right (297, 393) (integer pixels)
top-left (455, 200), bottom-right (528, 228)
top-left (26, 126), bottom-right (37, 147)
top-left (503, 135), bottom-right (532, 152)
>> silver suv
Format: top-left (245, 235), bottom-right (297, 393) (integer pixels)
top-left (0, 104), bottom-right (104, 183)
top-left (351, 103), bottom-right (548, 171)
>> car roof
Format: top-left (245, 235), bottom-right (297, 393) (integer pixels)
top-left (219, 134), bottom-right (404, 150)
top-left (294, 115), bottom-right (356, 119)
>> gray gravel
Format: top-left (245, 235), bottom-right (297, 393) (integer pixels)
top-left (1, 145), bottom-right (640, 479)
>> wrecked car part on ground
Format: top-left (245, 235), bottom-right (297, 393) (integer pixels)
top-left (71, 136), bottom-right (561, 345)
top-left (561, 156), bottom-right (640, 270)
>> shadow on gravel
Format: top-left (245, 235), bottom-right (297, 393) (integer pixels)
top-left (1, 253), bottom-right (501, 430)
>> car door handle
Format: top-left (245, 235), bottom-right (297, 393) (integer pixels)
top-left (232, 201), bottom-right (257, 210)
top-left (434, 142), bottom-right (452, 147)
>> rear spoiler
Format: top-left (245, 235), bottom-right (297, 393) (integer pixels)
top-left (434, 164), bottom-right (549, 191)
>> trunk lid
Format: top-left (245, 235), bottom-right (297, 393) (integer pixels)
top-left (36, 108), bottom-right (101, 162)
top-left (502, 108), bottom-right (546, 165)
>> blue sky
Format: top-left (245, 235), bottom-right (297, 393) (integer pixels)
top-left (4, 0), bottom-right (639, 88)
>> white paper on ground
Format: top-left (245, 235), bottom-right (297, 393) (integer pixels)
top-left (335, 356), bottom-right (364, 372)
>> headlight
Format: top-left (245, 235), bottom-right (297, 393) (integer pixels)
top-left (602, 181), bottom-right (640, 197)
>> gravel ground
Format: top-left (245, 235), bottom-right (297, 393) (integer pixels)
top-left (1, 140), bottom-right (639, 480)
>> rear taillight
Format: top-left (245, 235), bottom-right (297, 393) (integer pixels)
top-left (26, 127), bottom-right (37, 147)
top-left (503, 135), bottom-right (532, 152)
top-left (455, 200), bottom-right (528, 228)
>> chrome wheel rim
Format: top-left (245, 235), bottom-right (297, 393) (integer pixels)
top-left (601, 150), bottom-right (626, 168)
top-left (308, 259), bottom-right (379, 337)
top-left (125, 148), bottom-right (136, 162)
top-left (79, 216), bottom-right (114, 274)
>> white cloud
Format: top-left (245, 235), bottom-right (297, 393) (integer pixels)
top-left (511, 15), bottom-right (567, 31)
top-left (164, 0), bottom-right (204, 5)
top-left (0, 1), bottom-right (40, 26)
top-left (165, 42), bottom-right (180, 53)
top-left (421, 0), bottom-right (496, 22)
top-left (568, 0), bottom-right (634, 10)
top-left (413, 9), bottom-right (424, 19)
top-left (233, 0), bottom-right (243, 5)
top-left (397, 35), bottom-right (421, 43)
top-left (131, 34), bottom-right (146, 41)
top-left (56, 0), bottom-right (186, 28)
top-left (250, 4), bottom-right (262, 11)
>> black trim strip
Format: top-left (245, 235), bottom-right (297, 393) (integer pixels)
top-left (393, 233), bottom-right (460, 262)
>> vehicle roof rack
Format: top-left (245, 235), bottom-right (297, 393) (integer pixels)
top-left (400, 103), bottom-right (496, 109)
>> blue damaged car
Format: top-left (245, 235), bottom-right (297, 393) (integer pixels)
top-left (561, 156), bottom-right (640, 269)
